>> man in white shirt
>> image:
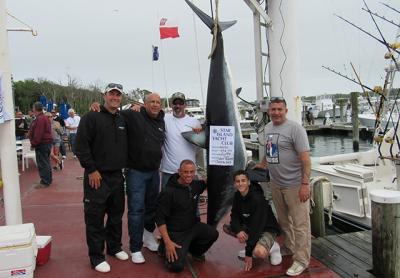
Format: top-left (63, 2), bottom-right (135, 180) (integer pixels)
top-left (65, 108), bottom-right (81, 158)
top-left (160, 92), bottom-right (202, 188)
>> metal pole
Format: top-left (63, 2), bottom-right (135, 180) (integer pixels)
top-left (0, 0), bottom-right (23, 225)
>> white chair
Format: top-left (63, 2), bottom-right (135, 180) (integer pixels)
top-left (21, 140), bottom-right (36, 171)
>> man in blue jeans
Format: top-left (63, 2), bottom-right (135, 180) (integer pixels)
top-left (28, 102), bottom-right (53, 188)
top-left (120, 93), bottom-right (165, 264)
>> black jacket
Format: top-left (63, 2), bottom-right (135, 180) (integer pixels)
top-left (53, 115), bottom-right (65, 128)
top-left (230, 183), bottom-right (280, 257)
top-left (121, 107), bottom-right (165, 171)
top-left (156, 174), bottom-right (206, 233)
top-left (75, 106), bottom-right (127, 174)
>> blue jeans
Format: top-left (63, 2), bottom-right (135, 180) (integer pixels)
top-left (160, 172), bottom-right (173, 189)
top-left (69, 133), bottom-right (77, 155)
top-left (35, 143), bottom-right (52, 185)
top-left (126, 169), bottom-right (160, 252)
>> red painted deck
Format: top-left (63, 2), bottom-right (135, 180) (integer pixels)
top-left (0, 153), bottom-right (340, 277)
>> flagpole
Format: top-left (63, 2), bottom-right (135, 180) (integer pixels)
top-left (0, 0), bottom-right (23, 225)
top-left (159, 39), bottom-right (170, 110)
top-left (151, 46), bottom-right (155, 92)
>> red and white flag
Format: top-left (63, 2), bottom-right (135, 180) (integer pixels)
top-left (159, 18), bottom-right (180, 39)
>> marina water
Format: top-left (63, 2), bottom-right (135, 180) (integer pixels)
top-left (309, 134), bottom-right (373, 157)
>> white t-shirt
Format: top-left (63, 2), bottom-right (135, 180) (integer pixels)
top-left (160, 113), bottom-right (201, 174)
top-left (65, 115), bottom-right (81, 134)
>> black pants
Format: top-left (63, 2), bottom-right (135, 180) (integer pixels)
top-left (83, 170), bottom-right (125, 267)
top-left (160, 222), bottom-right (219, 272)
top-left (35, 143), bottom-right (52, 185)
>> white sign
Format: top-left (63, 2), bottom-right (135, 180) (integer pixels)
top-left (209, 125), bottom-right (235, 166)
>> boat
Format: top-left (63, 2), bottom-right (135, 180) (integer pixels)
top-left (184, 98), bottom-right (205, 122)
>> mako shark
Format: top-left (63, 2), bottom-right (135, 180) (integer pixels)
top-left (183, 0), bottom-right (247, 226)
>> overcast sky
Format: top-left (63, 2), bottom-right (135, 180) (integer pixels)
top-left (5, 0), bottom-right (400, 103)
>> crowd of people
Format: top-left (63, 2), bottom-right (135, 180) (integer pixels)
top-left (20, 84), bottom-right (311, 276)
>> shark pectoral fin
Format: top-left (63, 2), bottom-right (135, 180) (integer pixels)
top-left (182, 130), bottom-right (206, 149)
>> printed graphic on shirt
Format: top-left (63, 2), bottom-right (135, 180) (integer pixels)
top-left (266, 133), bottom-right (279, 164)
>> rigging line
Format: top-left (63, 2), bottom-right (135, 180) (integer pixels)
top-left (7, 12), bottom-right (33, 30)
top-left (361, 8), bottom-right (400, 29)
top-left (335, 14), bottom-right (400, 55)
top-left (363, 0), bottom-right (400, 72)
top-left (381, 2), bottom-right (400, 15)
top-left (191, 1), bottom-right (205, 107)
top-left (278, 0), bottom-right (286, 98)
top-left (209, 0), bottom-right (214, 19)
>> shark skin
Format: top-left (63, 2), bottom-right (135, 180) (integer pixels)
top-left (183, 0), bottom-right (247, 226)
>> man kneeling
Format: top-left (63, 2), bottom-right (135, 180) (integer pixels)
top-left (224, 170), bottom-right (282, 271)
top-left (156, 159), bottom-right (219, 272)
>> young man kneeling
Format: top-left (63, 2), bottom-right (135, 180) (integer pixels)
top-left (224, 170), bottom-right (282, 271)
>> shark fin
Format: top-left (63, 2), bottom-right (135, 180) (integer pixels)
top-left (181, 130), bottom-right (206, 149)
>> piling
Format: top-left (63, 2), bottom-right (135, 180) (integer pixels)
top-left (339, 99), bottom-right (345, 122)
top-left (310, 178), bottom-right (327, 237)
top-left (350, 92), bottom-right (359, 151)
top-left (332, 103), bottom-right (336, 123)
top-left (370, 189), bottom-right (400, 278)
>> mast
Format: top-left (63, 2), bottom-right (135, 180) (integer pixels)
top-left (0, 0), bottom-right (23, 225)
top-left (266, 0), bottom-right (301, 123)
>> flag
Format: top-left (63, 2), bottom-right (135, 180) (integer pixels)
top-left (159, 18), bottom-right (179, 39)
top-left (152, 45), bottom-right (159, 61)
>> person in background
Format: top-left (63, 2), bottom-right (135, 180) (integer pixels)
top-left (65, 108), bottom-right (81, 158)
top-left (223, 170), bottom-right (281, 271)
top-left (51, 109), bottom-right (67, 159)
top-left (28, 102), bottom-right (53, 188)
top-left (75, 83), bottom-right (129, 273)
top-left (15, 111), bottom-right (29, 140)
top-left (45, 112), bottom-right (63, 170)
top-left (156, 159), bottom-right (218, 273)
top-left (256, 97), bottom-right (311, 276)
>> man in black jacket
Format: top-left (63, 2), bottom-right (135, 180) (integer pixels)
top-left (75, 83), bottom-right (129, 273)
top-left (120, 93), bottom-right (166, 264)
top-left (156, 159), bottom-right (219, 273)
top-left (224, 170), bottom-right (282, 271)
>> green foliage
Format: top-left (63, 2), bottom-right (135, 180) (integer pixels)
top-left (13, 78), bottom-right (134, 115)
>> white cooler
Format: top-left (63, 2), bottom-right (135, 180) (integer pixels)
top-left (0, 223), bottom-right (37, 278)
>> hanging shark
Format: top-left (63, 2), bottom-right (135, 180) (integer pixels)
top-left (183, 0), bottom-right (247, 226)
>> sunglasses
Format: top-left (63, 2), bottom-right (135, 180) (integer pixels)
top-left (173, 100), bottom-right (185, 106)
top-left (269, 97), bottom-right (286, 105)
top-left (106, 83), bottom-right (123, 90)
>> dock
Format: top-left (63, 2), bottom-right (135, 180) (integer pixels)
top-left (312, 230), bottom-right (375, 278)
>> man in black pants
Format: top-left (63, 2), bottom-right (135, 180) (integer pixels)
top-left (75, 83), bottom-right (129, 273)
top-left (156, 159), bottom-right (219, 273)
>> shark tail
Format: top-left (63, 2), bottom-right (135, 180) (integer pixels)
top-left (184, 0), bottom-right (236, 32)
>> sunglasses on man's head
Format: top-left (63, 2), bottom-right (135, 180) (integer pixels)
top-left (269, 96), bottom-right (286, 105)
top-left (106, 83), bottom-right (123, 90)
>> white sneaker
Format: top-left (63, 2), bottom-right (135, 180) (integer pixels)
top-left (143, 229), bottom-right (159, 252)
top-left (62, 155), bottom-right (66, 159)
top-left (238, 249), bottom-right (245, 259)
top-left (115, 251), bottom-right (129, 260)
top-left (269, 241), bottom-right (282, 265)
top-left (286, 261), bottom-right (307, 276)
top-left (94, 261), bottom-right (110, 273)
top-left (131, 251), bottom-right (145, 264)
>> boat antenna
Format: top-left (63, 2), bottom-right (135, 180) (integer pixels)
top-left (350, 62), bottom-right (376, 115)
top-left (361, 8), bottom-right (400, 29)
top-left (381, 2), bottom-right (400, 15)
top-left (335, 14), bottom-right (400, 55)
top-left (322, 65), bottom-right (381, 94)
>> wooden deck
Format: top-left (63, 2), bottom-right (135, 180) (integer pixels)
top-left (312, 230), bottom-right (376, 278)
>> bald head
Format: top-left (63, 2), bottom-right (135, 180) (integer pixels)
top-left (144, 93), bottom-right (162, 118)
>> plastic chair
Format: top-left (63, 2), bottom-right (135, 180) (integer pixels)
top-left (21, 140), bottom-right (36, 171)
